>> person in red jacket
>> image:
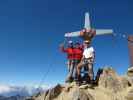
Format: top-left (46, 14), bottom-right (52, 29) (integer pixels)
top-left (60, 40), bottom-right (75, 82)
top-left (73, 42), bottom-right (83, 60)
top-left (73, 42), bottom-right (84, 80)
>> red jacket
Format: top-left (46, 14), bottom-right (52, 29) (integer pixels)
top-left (60, 47), bottom-right (74, 60)
top-left (73, 46), bottom-right (83, 60)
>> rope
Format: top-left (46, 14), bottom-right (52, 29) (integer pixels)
top-left (112, 33), bottom-right (130, 40)
top-left (113, 33), bottom-right (133, 44)
top-left (37, 37), bottom-right (71, 90)
top-left (37, 63), bottom-right (52, 90)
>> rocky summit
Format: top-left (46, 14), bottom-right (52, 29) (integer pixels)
top-left (27, 67), bottom-right (133, 100)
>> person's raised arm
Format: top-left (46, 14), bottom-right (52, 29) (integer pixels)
top-left (59, 43), bottom-right (67, 52)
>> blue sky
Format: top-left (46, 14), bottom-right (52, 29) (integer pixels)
top-left (0, 0), bottom-right (133, 86)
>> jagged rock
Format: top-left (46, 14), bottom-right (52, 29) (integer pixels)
top-left (120, 76), bottom-right (132, 88)
top-left (45, 84), bottom-right (63, 100)
top-left (79, 84), bottom-right (94, 89)
top-left (71, 88), bottom-right (94, 100)
top-left (34, 90), bottom-right (49, 100)
top-left (127, 67), bottom-right (133, 86)
top-left (99, 67), bottom-right (130, 92)
top-left (127, 76), bottom-right (133, 86)
top-left (79, 84), bottom-right (89, 89)
top-left (125, 86), bottom-right (133, 100)
top-left (32, 67), bottom-right (133, 100)
top-left (64, 82), bottom-right (76, 92)
top-left (127, 67), bottom-right (133, 77)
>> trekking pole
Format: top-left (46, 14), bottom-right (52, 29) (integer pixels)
top-left (37, 63), bottom-right (52, 90)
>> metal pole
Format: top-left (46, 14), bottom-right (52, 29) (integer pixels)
top-left (128, 35), bottom-right (133, 68)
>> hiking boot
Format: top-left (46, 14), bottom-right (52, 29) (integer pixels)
top-left (82, 75), bottom-right (90, 85)
top-left (75, 75), bottom-right (82, 86)
top-left (76, 80), bottom-right (81, 86)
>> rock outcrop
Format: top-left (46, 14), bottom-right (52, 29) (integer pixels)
top-left (127, 67), bottom-right (133, 85)
top-left (99, 67), bottom-right (130, 92)
top-left (28, 67), bottom-right (133, 100)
